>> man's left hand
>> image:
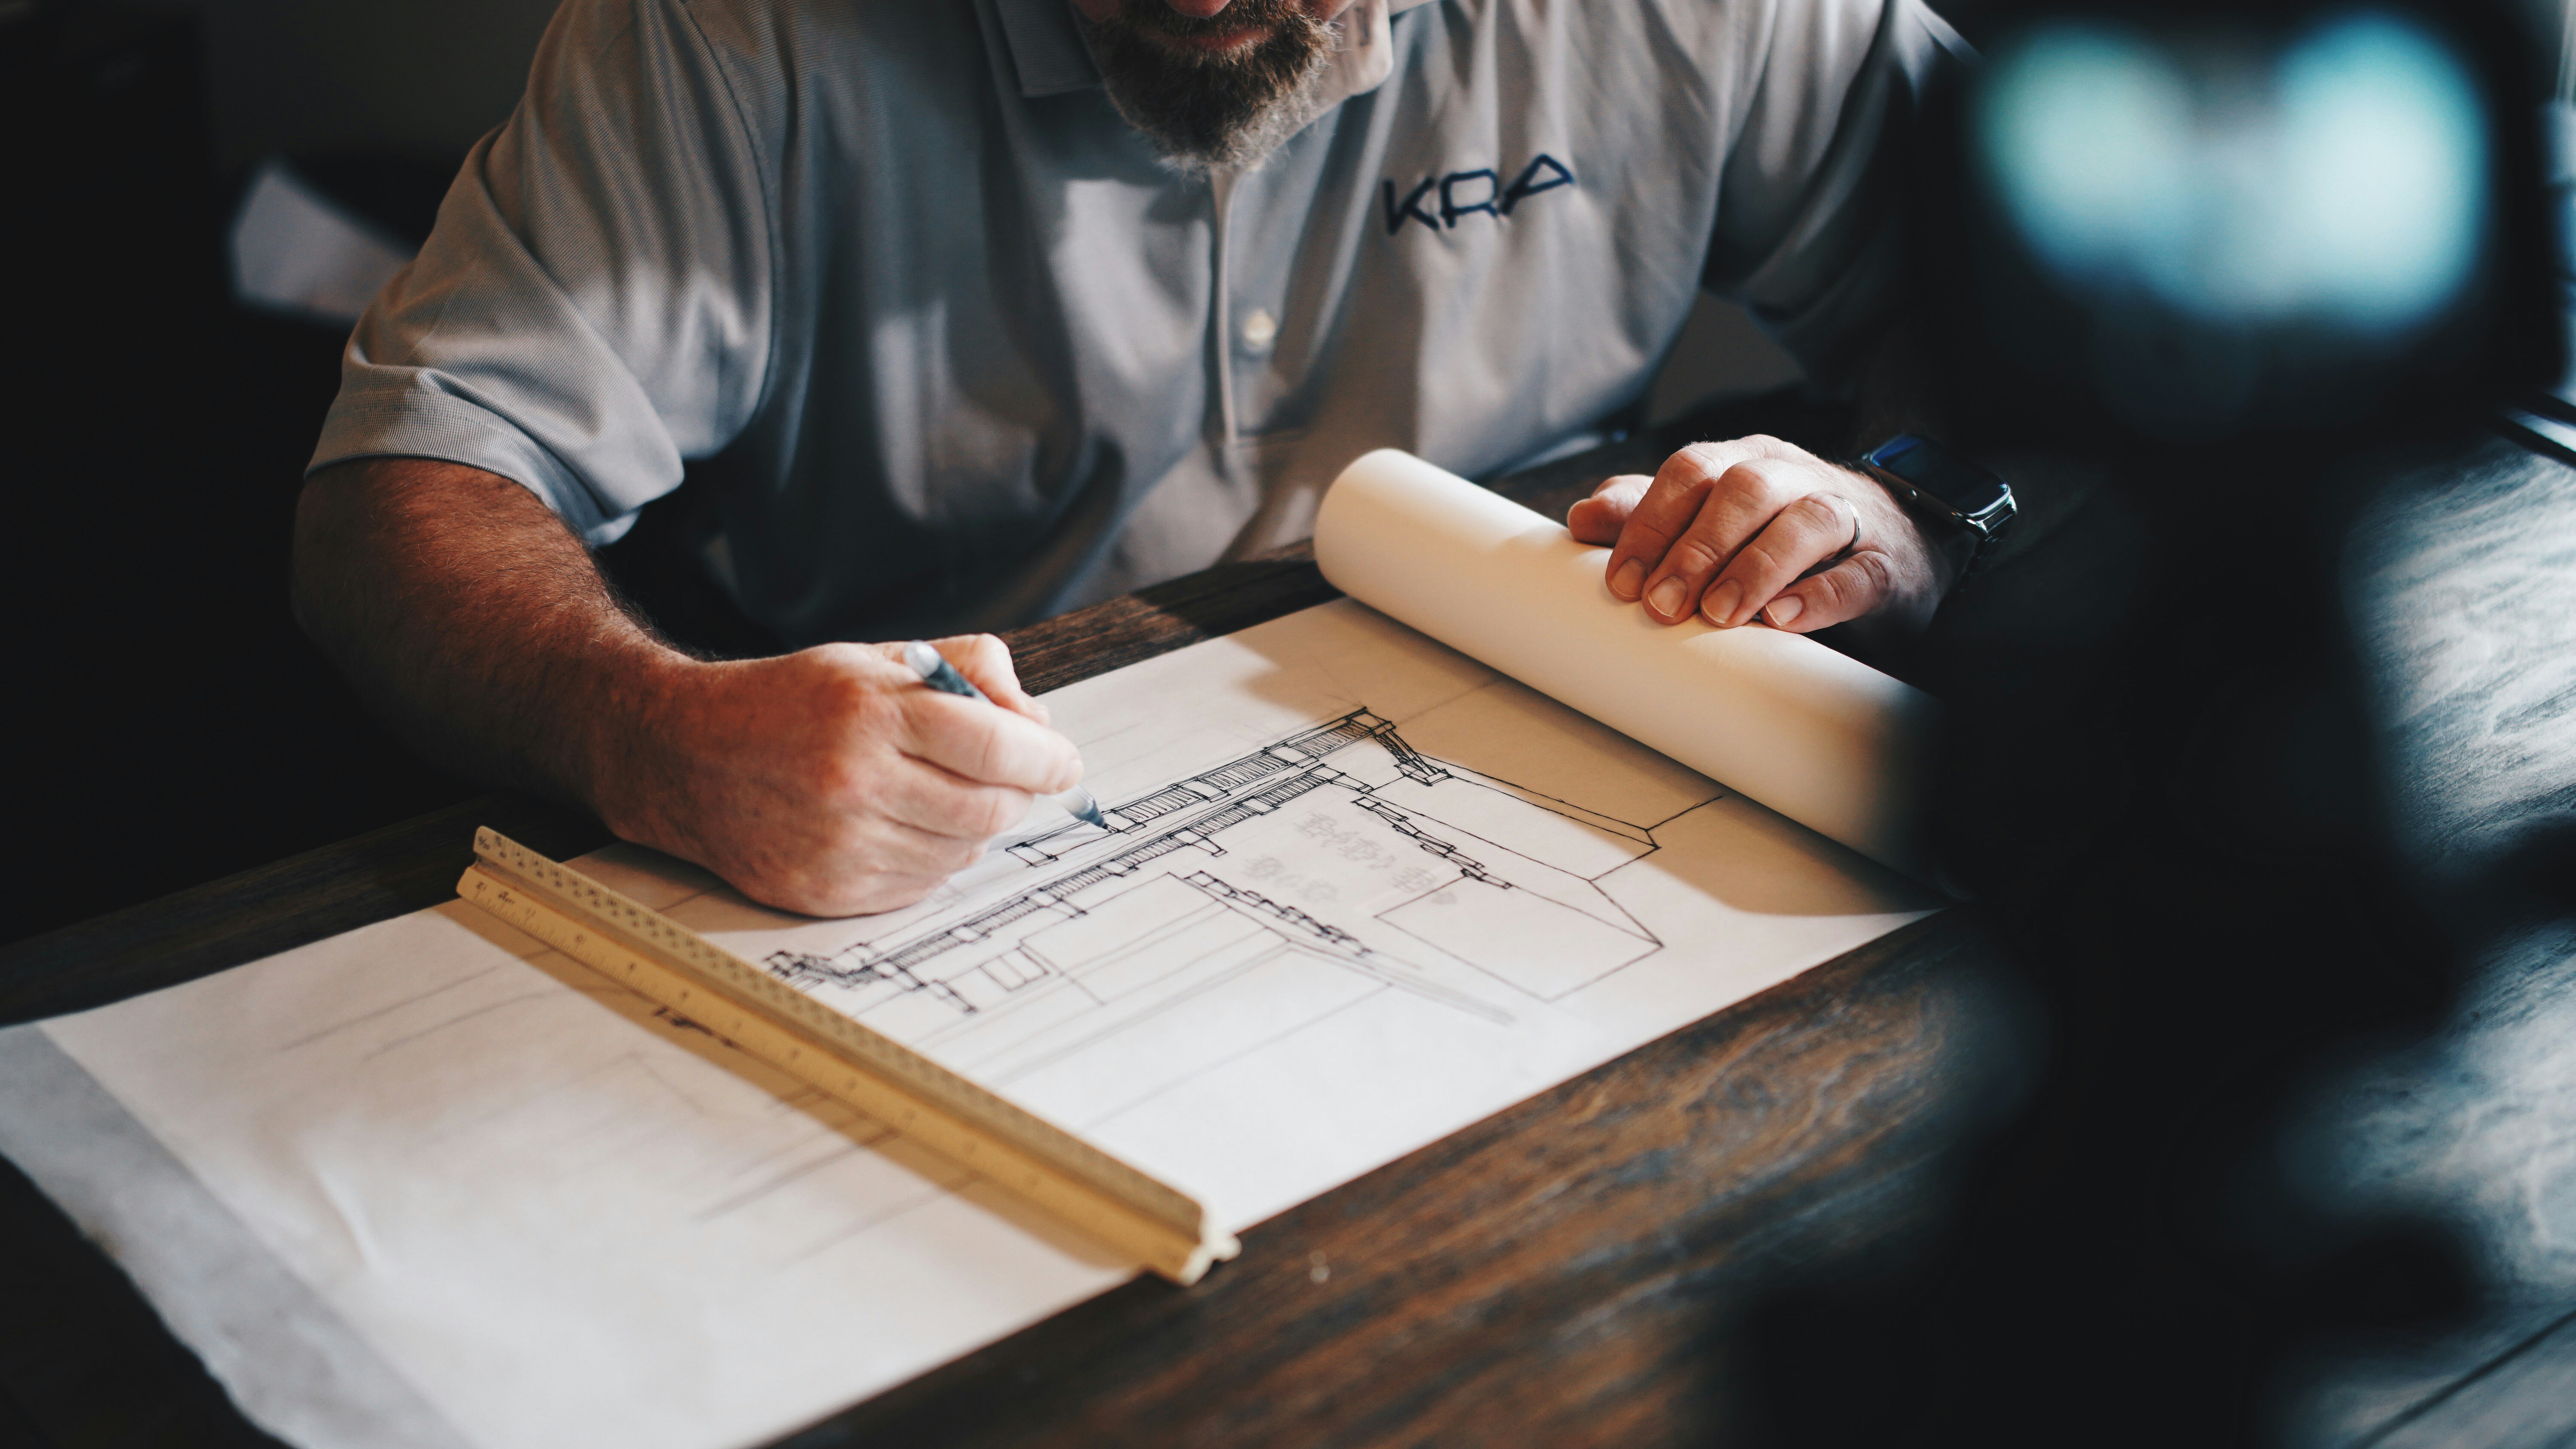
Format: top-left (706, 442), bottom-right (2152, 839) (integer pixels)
top-left (1567, 434), bottom-right (1959, 636)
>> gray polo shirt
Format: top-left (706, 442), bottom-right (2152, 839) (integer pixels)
top-left (312, 0), bottom-right (1965, 645)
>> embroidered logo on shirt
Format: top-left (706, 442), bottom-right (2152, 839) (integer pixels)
top-left (1381, 154), bottom-right (1575, 235)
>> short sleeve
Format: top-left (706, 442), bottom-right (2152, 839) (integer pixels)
top-left (1703, 0), bottom-right (1969, 388)
top-left (308, 0), bottom-right (775, 545)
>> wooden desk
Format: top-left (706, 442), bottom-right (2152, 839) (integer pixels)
top-left (4, 418), bottom-right (2569, 1447)
top-left (0, 405), bottom-right (2002, 1447)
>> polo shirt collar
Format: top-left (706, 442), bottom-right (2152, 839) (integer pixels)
top-left (995, 0), bottom-right (1438, 104)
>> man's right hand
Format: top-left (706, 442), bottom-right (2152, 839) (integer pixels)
top-left (294, 458), bottom-right (1085, 920)
top-left (600, 636), bottom-right (1085, 918)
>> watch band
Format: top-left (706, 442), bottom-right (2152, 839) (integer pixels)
top-left (1855, 434), bottom-right (2018, 576)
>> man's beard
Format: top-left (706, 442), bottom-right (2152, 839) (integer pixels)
top-left (1078, 0), bottom-right (1338, 172)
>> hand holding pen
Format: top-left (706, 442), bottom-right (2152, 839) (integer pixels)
top-left (577, 633), bottom-right (1082, 919)
top-left (904, 640), bottom-right (1107, 828)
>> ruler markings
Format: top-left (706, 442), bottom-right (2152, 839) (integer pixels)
top-left (456, 828), bottom-right (1237, 1284)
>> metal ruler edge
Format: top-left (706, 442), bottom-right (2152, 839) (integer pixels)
top-left (454, 826), bottom-right (1239, 1285)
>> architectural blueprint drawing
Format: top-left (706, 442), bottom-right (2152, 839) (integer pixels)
top-left (760, 706), bottom-right (1714, 1128)
top-left (7, 599), bottom-right (1940, 1449)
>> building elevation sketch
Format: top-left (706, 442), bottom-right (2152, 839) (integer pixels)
top-left (764, 707), bottom-right (1720, 1126)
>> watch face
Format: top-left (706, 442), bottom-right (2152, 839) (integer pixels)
top-left (1870, 436), bottom-right (2011, 515)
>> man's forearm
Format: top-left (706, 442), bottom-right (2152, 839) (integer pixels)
top-left (291, 458), bottom-right (1086, 917)
top-left (291, 457), bottom-right (678, 811)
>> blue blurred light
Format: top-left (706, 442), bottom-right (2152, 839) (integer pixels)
top-left (2276, 16), bottom-right (2488, 326)
top-left (1977, 25), bottom-right (2196, 290)
top-left (1978, 10), bottom-right (2489, 335)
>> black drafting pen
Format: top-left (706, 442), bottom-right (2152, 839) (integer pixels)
top-left (902, 640), bottom-right (1109, 829)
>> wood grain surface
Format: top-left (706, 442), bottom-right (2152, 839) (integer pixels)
top-left (2263, 439), bottom-right (2576, 1449)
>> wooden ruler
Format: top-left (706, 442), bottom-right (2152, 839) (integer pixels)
top-left (455, 827), bottom-right (1239, 1285)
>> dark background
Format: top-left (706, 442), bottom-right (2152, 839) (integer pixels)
top-left (3, 1), bottom-right (475, 942)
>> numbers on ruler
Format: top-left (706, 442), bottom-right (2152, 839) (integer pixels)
top-left (465, 852), bottom-right (1210, 1271)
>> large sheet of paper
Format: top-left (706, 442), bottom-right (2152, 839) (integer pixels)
top-left (7, 598), bottom-right (1936, 1449)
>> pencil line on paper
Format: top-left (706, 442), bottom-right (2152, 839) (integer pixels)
top-left (694, 1140), bottom-right (872, 1222)
top-left (361, 991), bottom-right (569, 1059)
top-left (273, 967), bottom-right (504, 1052)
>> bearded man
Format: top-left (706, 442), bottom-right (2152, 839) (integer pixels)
top-left (293, 0), bottom-right (1970, 916)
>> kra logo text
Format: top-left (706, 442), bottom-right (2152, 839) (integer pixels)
top-left (1381, 154), bottom-right (1576, 235)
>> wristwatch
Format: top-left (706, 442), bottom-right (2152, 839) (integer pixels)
top-left (1854, 434), bottom-right (2018, 576)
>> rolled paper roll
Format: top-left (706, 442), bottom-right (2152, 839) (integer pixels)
top-left (1313, 449), bottom-right (1938, 880)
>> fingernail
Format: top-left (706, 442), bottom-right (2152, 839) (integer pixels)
top-left (1766, 595), bottom-right (1805, 627)
top-left (1702, 579), bottom-right (1742, 626)
top-left (1646, 576), bottom-right (1687, 618)
top-left (1610, 559), bottom-right (1645, 600)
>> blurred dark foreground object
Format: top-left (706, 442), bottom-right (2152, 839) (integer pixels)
top-left (1735, 2), bottom-right (2574, 1445)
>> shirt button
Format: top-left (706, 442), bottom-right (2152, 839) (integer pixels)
top-left (1240, 308), bottom-right (1278, 354)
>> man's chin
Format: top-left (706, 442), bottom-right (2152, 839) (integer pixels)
top-left (1081, 7), bottom-right (1335, 172)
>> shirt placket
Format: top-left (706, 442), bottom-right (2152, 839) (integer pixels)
top-left (1207, 167), bottom-right (1242, 454)
top-left (1209, 167), bottom-right (1288, 470)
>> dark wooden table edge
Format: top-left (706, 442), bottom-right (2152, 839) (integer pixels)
top-left (0, 794), bottom-right (613, 1027)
